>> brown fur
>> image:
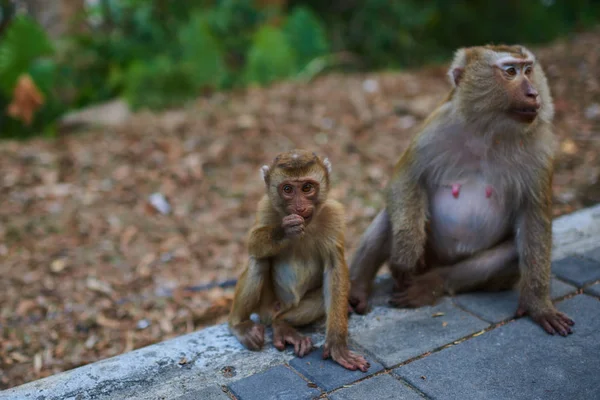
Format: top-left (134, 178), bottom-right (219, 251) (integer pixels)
top-left (229, 150), bottom-right (370, 371)
top-left (349, 45), bottom-right (574, 336)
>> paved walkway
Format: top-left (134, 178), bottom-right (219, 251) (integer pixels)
top-left (3, 204), bottom-right (600, 400)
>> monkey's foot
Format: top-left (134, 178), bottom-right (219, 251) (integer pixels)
top-left (323, 343), bottom-right (370, 372)
top-left (231, 321), bottom-right (265, 351)
top-left (516, 305), bottom-right (574, 336)
top-left (349, 285), bottom-right (369, 315)
top-left (272, 321), bottom-right (313, 357)
top-left (389, 271), bottom-right (444, 308)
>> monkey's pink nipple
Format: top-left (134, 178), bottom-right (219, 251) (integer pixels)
top-left (485, 186), bottom-right (493, 198)
top-left (451, 184), bottom-right (461, 198)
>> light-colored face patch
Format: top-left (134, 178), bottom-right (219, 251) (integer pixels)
top-left (492, 50), bottom-right (535, 69)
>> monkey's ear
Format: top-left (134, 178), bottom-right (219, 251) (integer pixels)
top-left (260, 165), bottom-right (270, 183)
top-left (450, 68), bottom-right (464, 87)
top-left (323, 158), bottom-right (332, 174)
top-left (448, 48), bottom-right (467, 87)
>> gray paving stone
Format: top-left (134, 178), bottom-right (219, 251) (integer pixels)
top-left (175, 385), bottom-right (229, 400)
top-left (552, 255), bottom-right (600, 287)
top-left (393, 294), bottom-right (600, 400)
top-left (584, 282), bottom-right (600, 297)
top-left (289, 347), bottom-right (383, 391)
top-left (328, 374), bottom-right (422, 400)
top-left (453, 278), bottom-right (577, 323)
top-left (227, 365), bottom-right (321, 400)
top-left (351, 298), bottom-right (489, 368)
top-left (585, 246), bottom-right (600, 262)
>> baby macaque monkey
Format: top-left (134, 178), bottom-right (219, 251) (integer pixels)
top-left (229, 150), bottom-right (370, 372)
top-left (349, 45), bottom-right (575, 336)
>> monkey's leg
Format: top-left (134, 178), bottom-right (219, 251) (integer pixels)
top-left (270, 289), bottom-right (324, 357)
top-left (349, 209), bottom-right (391, 314)
top-left (228, 257), bottom-right (269, 350)
top-left (390, 240), bottom-right (519, 308)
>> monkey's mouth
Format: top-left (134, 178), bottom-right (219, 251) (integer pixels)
top-left (510, 107), bottom-right (538, 122)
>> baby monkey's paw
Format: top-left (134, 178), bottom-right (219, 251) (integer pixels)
top-left (272, 321), bottom-right (313, 357)
top-left (323, 343), bottom-right (370, 372)
top-left (231, 321), bottom-right (265, 351)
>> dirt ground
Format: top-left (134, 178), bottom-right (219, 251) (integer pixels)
top-left (1, 29), bottom-right (599, 389)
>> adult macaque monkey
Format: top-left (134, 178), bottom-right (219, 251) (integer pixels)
top-left (349, 45), bottom-right (575, 336)
top-left (229, 150), bottom-right (370, 372)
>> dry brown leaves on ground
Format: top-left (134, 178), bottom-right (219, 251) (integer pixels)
top-left (1, 29), bottom-right (600, 389)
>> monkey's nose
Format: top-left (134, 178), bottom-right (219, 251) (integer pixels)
top-left (526, 87), bottom-right (539, 99)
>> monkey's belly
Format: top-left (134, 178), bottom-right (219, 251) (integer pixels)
top-left (429, 181), bottom-right (510, 262)
top-left (271, 256), bottom-right (322, 308)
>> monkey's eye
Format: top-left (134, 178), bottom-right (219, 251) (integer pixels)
top-left (302, 183), bottom-right (313, 193)
top-left (283, 185), bottom-right (293, 194)
top-left (524, 65), bottom-right (532, 76)
top-left (503, 65), bottom-right (517, 77)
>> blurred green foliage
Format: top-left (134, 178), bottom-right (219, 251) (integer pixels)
top-left (0, 0), bottom-right (599, 138)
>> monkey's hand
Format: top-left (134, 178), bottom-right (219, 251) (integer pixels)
top-left (388, 271), bottom-right (444, 308)
top-left (348, 285), bottom-right (369, 315)
top-left (272, 321), bottom-right (313, 357)
top-left (282, 214), bottom-right (305, 239)
top-left (230, 321), bottom-right (265, 350)
top-left (516, 302), bottom-right (574, 337)
top-left (323, 342), bottom-right (370, 372)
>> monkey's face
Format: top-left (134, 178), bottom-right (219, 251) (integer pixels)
top-left (277, 178), bottom-right (321, 223)
top-left (261, 150), bottom-right (331, 222)
top-left (492, 60), bottom-right (541, 124)
top-left (453, 45), bottom-right (553, 129)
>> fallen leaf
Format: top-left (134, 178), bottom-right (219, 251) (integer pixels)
top-left (560, 139), bottom-right (578, 155)
top-left (50, 258), bottom-right (68, 273)
top-left (16, 299), bottom-right (37, 316)
top-left (96, 313), bottom-right (122, 329)
top-left (7, 74), bottom-right (44, 126)
top-left (431, 312), bottom-right (445, 317)
top-left (86, 277), bottom-right (114, 296)
top-left (33, 353), bottom-right (43, 373)
top-left (10, 352), bottom-right (29, 363)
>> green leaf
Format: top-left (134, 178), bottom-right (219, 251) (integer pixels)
top-left (123, 56), bottom-right (197, 110)
top-left (284, 7), bottom-right (330, 71)
top-left (244, 25), bottom-right (296, 86)
top-left (28, 59), bottom-right (58, 95)
top-left (0, 15), bottom-right (54, 95)
top-left (178, 13), bottom-right (226, 89)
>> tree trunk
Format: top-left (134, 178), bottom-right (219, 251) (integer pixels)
top-left (23, 0), bottom-right (86, 39)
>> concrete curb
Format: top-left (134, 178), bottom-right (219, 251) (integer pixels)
top-left (3, 203), bottom-right (599, 400)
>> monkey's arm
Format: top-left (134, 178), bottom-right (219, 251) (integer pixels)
top-left (322, 233), bottom-right (370, 372)
top-left (247, 197), bottom-right (292, 259)
top-left (385, 151), bottom-right (428, 272)
top-left (515, 164), bottom-right (574, 336)
top-left (228, 257), bottom-right (270, 350)
top-left (247, 224), bottom-right (289, 259)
